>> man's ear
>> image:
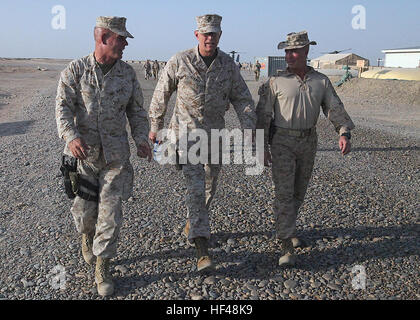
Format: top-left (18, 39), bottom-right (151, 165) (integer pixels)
top-left (101, 32), bottom-right (111, 45)
top-left (101, 33), bottom-right (107, 45)
top-left (194, 30), bottom-right (199, 40)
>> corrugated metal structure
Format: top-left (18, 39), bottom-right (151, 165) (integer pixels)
top-left (268, 56), bottom-right (287, 76)
top-left (381, 46), bottom-right (420, 68)
top-left (255, 56), bottom-right (286, 77)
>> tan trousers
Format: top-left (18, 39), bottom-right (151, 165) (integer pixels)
top-left (70, 151), bottom-right (133, 258)
top-left (270, 130), bottom-right (317, 239)
top-left (183, 163), bottom-right (221, 243)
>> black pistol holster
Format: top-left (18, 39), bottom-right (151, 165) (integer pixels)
top-left (60, 155), bottom-right (99, 202)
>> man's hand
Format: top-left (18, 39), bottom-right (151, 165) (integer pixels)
top-left (339, 136), bottom-right (351, 155)
top-left (264, 149), bottom-right (272, 167)
top-left (68, 137), bottom-right (90, 160)
top-left (149, 131), bottom-right (157, 144)
top-left (137, 141), bottom-right (152, 162)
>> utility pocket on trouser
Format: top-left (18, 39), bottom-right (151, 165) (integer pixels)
top-left (93, 161), bottom-right (133, 258)
top-left (70, 159), bottom-right (100, 234)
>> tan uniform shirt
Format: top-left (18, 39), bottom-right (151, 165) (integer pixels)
top-left (256, 67), bottom-right (355, 145)
top-left (56, 53), bottom-right (149, 163)
top-left (149, 46), bottom-right (256, 138)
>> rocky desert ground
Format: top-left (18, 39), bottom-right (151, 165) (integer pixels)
top-left (0, 57), bottom-right (418, 301)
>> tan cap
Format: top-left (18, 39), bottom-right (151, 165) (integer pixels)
top-left (95, 16), bottom-right (133, 38)
top-left (277, 31), bottom-right (316, 50)
top-left (196, 14), bottom-right (222, 33)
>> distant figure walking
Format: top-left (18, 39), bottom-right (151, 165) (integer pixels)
top-left (254, 60), bottom-right (261, 81)
top-left (152, 59), bottom-right (160, 79)
top-left (144, 59), bottom-right (152, 79)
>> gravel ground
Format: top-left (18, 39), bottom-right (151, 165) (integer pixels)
top-left (334, 76), bottom-right (420, 139)
top-left (0, 64), bottom-right (418, 301)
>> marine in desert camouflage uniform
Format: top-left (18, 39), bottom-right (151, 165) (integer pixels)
top-left (152, 60), bottom-right (160, 79)
top-left (148, 14), bottom-right (256, 271)
top-left (144, 59), bottom-right (152, 79)
top-left (55, 16), bottom-right (151, 296)
top-left (256, 31), bottom-right (355, 267)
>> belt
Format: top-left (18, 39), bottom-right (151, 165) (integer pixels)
top-left (275, 126), bottom-right (315, 138)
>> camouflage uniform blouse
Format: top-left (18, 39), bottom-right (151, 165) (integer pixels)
top-left (56, 53), bottom-right (149, 163)
top-left (148, 46), bottom-right (256, 138)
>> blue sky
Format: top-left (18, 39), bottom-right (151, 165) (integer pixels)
top-left (1, 0), bottom-right (419, 65)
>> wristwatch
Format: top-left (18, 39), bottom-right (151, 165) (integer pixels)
top-left (341, 132), bottom-right (351, 140)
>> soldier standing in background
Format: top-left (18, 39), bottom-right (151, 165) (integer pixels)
top-left (152, 59), bottom-right (160, 79)
top-left (254, 60), bottom-right (261, 81)
top-left (144, 59), bottom-right (152, 79)
top-left (256, 31), bottom-right (354, 267)
top-left (55, 16), bottom-right (151, 296)
top-left (148, 14), bottom-right (256, 272)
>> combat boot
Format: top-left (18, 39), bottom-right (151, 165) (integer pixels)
top-left (95, 257), bottom-right (114, 296)
top-left (81, 232), bottom-right (95, 266)
top-left (194, 237), bottom-right (214, 272)
top-left (278, 238), bottom-right (297, 267)
top-left (291, 237), bottom-right (307, 248)
top-left (183, 220), bottom-right (190, 238)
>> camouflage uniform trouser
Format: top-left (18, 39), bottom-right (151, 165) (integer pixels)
top-left (182, 163), bottom-right (221, 243)
top-left (70, 151), bottom-right (134, 258)
top-left (270, 129), bottom-right (318, 240)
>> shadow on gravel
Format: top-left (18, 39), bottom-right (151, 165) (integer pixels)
top-left (290, 223), bottom-right (419, 272)
top-left (0, 120), bottom-right (35, 137)
top-left (210, 224), bottom-right (418, 276)
top-left (318, 146), bottom-right (419, 152)
top-left (0, 93), bottom-right (11, 109)
top-left (113, 223), bottom-right (418, 295)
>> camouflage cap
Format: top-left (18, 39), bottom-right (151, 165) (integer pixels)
top-left (95, 16), bottom-right (134, 38)
top-left (196, 14), bottom-right (222, 33)
top-left (277, 31), bottom-right (316, 50)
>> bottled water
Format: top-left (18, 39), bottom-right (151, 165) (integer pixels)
top-left (153, 141), bottom-right (163, 163)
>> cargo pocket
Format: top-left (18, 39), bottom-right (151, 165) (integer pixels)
top-left (121, 162), bottom-right (134, 201)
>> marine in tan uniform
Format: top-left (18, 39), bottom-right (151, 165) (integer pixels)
top-left (256, 31), bottom-right (354, 267)
top-left (148, 14), bottom-right (256, 272)
top-left (55, 16), bottom-right (151, 296)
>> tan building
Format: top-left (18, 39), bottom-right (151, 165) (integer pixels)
top-left (311, 53), bottom-right (369, 69)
